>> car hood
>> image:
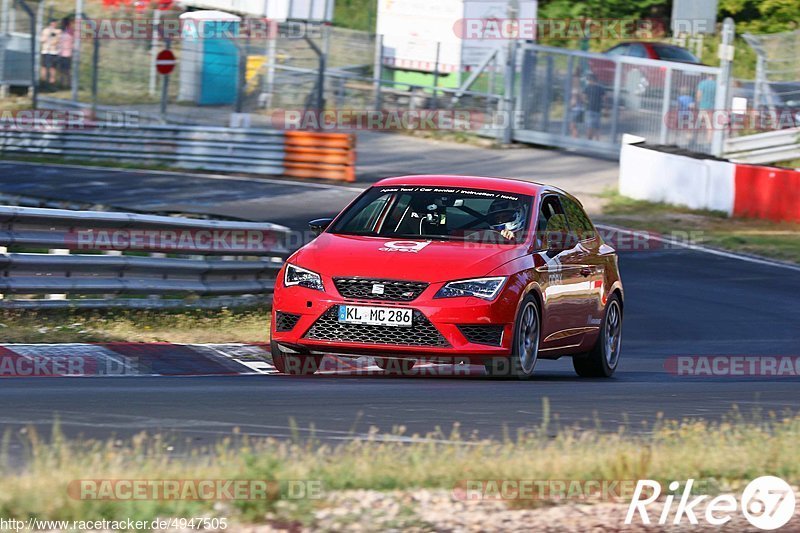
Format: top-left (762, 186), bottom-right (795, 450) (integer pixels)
top-left (289, 233), bottom-right (528, 283)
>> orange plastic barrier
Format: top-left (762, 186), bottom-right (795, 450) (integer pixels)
top-left (733, 164), bottom-right (800, 222)
top-left (283, 131), bottom-right (356, 182)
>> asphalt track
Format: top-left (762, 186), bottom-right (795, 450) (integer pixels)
top-left (0, 139), bottom-right (798, 451)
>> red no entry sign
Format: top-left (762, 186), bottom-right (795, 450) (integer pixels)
top-left (156, 49), bottom-right (176, 75)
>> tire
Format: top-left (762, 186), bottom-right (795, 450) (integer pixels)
top-left (374, 357), bottom-right (415, 374)
top-left (484, 295), bottom-right (540, 379)
top-left (270, 340), bottom-right (321, 375)
top-left (572, 295), bottom-right (623, 378)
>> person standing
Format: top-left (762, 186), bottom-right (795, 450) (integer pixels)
top-left (39, 20), bottom-right (61, 88)
top-left (58, 18), bottom-right (75, 89)
top-left (569, 87), bottom-right (584, 138)
top-left (674, 85), bottom-right (695, 146)
top-left (583, 74), bottom-right (605, 141)
top-left (696, 73), bottom-right (717, 145)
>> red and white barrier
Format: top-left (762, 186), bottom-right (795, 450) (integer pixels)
top-left (619, 140), bottom-right (800, 222)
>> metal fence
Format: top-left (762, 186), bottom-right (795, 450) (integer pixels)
top-left (0, 204), bottom-right (289, 308)
top-left (515, 43), bottom-right (724, 158)
top-left (742, 30), bottom-right (800, 113)
top-left (5, 5), bottom-right (755, 160)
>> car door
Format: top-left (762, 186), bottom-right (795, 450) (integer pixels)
top-left (534, 195), bottom-right (590, 348)
top-left (561, 195), bottom-right (605, 327)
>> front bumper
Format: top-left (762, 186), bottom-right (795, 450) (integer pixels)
top-left (271, 284), bottom-right (518, 363)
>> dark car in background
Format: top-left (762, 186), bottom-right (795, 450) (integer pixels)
top-left (589, 42), bottom-right (704, 109)
top-left (733, 81), bottom-right (800, 130)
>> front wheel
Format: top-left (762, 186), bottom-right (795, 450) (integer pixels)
top-left (485, 295), bottom-right (540, 379)
top-left (572, 295), bottom-right (622, 378)
top-left (270, 341), bottom-right (321, 375)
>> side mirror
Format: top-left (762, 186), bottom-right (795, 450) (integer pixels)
top-left (308, 218), bottom-right (334, 236)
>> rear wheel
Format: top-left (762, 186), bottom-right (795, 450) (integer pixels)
top-left (485, 295), bottom-right (540, 379)
top-left (572, 295), bottom-right (622, 378)
top-left (270, 341), bottom-right (321, 375)
top-left (374, 357), bottom-right (416, 374)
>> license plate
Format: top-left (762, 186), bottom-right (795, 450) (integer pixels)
top-left (338, 305), bottom-right (413, 327)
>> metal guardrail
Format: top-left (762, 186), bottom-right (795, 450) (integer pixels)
top-left (0, 205), bottom-right (290, 309)
top-left (0, 122), bottom-right (358, 181)
top-left (724, 128), bottom-right (800, 165)
top-left (0, 124), bottom-right (287, 175)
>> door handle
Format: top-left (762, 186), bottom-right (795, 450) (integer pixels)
top-left (580, 267), bottom-right (593, 277)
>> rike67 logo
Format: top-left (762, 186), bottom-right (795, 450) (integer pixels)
top-left (626, 476), bottom-right (796, 530)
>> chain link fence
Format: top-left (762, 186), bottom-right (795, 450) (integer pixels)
top-left (739, 30), bottom-right (800, 132)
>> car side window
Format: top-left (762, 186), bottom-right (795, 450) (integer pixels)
top-left (535, 195), bottom-right (567, 249)
top-left (627, 43), bottom-right (648, 58)
top-left (606, 44), bottom-right (628, 56)
top-left (561, 196), bottom-right (597, 243)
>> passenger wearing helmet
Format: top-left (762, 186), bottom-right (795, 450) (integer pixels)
top-left (487, 198), bottom-right (526, 241)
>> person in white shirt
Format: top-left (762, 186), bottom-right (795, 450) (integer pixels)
top-left (40, 20), bottom-right (62, 87)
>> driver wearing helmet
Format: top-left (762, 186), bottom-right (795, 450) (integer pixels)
top-left (487, 198), bottom-right (526, 241)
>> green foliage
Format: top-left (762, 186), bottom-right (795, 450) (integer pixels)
top-left (720, 0), bottom-right (800, 33)
top-left (333, 0), bottom-right (378, 32)
top-left (538, 0), bottom-right (669, 20)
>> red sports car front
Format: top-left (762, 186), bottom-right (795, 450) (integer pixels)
top-left (271, 175), bottom-right (624, 378)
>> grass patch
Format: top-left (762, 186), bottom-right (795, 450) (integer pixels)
top-left (0, 307), bottom-right (270, 343)
top-left (1, 409), bottom-right (798, 526)
top-left (598, 190), bottom-right (800, 264)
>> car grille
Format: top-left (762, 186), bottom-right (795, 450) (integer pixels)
top-left (275, 312), bottom-right (302, 332)
top-left (458, 325), bottom-right (504, 346)
top-left (304, 306), bottom-right (449, 347)
top-left (333, 278), bottom-right (428, 302)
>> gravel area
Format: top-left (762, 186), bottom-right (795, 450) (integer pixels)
top-left (236, 488), bottom-right (800, 532)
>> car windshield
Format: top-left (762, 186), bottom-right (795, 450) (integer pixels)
top-left (330, 186), bottom-right (534, 244)
top-left (651, 44), bottom-right (700, 63)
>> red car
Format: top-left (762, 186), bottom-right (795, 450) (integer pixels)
top-left (589, 42), bottom-right (703, 108)
top-left (271, 175), bottom-right (624, 379)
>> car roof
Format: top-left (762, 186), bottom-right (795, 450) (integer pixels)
top-left (373, 175), bottom-right (569, 198)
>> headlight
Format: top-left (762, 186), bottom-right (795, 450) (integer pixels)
top-left (284, 263), bottom-right (324, 291)
top-left (434, 277), bottom-right (506, 300)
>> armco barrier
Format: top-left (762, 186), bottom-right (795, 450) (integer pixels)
top-left (0, 124), bottom-right (357, 182)
top-left (0, 205), bottom-right (290, 309)
top-left (724, 127), bottom-right (800, 165)
top-left (619, 140), bottom-right (800, 223)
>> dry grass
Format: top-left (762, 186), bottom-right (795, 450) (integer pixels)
top-left (598, 190), bottom-right (800, 264)
top-left (0, 307), bottom-right (270, 343)
top-left (0, 408), bottom-right (798, 526)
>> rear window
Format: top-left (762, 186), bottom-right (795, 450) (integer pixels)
top-left (651, 44), bottom-right (700, 64)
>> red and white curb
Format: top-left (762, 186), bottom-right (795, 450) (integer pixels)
top-left (0, 344), bottom-right (485, 377)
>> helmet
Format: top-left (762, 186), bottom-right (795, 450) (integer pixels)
top-left (488, 199), bottom-right (526, 233)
